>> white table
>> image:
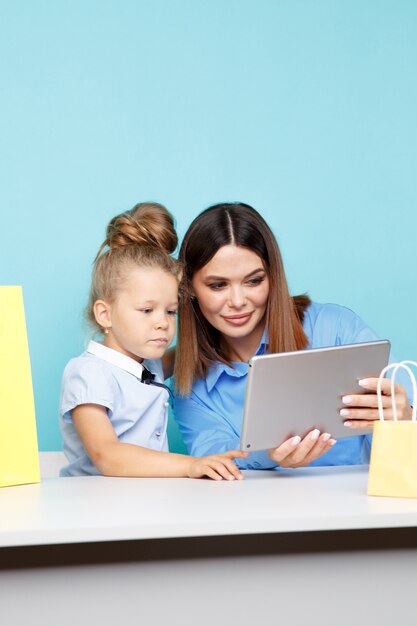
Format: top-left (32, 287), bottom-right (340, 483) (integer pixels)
top-left (1, 462), bottom-right (417, 626)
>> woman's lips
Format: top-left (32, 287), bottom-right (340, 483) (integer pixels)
top-left (222, 312), bottom-right (253, 326)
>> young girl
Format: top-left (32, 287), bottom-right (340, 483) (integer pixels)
top-left (59, 202), bottom-right (246, 479)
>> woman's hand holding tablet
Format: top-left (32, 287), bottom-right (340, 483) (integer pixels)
top-left (267, 372), bottom-right (412, 469)
top-left (268, 430), bottom-right (336, 468)
top-left (341, 377), bottom-right (412, 428)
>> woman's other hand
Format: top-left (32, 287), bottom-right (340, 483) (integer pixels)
top-left (342, 378), bottom-right (412, 429)
top-left (268, 430), bottom-right (336, 468)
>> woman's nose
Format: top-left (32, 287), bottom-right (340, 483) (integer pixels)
top-left (228, 286), bottom-right (246, 308)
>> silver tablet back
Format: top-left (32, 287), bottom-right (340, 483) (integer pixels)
top-left (240, 340), bottom-right (390, 452)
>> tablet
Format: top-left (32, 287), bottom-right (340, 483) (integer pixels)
top-left (240, 340), bottom-right (390, 451)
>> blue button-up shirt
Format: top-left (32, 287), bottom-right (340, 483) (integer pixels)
top-left (173, 302), bottom-right (407, 469)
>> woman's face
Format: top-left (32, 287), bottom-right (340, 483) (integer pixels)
top-left (191, 245), bottom-right (270, 349)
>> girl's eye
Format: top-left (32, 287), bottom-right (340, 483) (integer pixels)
top-left (167, 310), bottom-right (178, 316)
top-left (141, 308), bottom-right (153, 314)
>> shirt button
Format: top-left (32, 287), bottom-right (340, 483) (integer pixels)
top-left (155, 431), bottom-right (161, 439)
top-left (164, 402), bottom-right (169, 408)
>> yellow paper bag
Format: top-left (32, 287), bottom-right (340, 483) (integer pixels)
top-left (368, 361), bottom-right (417, 498)
top-left (0, 286), bottom-right (40, 487)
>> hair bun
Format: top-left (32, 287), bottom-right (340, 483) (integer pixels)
top-left (104, 202), bottom-right (178, 254)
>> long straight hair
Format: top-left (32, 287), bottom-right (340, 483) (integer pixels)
top-left (175, 202), bottom-right (310, 395)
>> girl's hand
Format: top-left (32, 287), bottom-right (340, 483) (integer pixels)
top-left (268, 430), bottom-right (336, 468)
top-left (342, 378), bottom-right (412, 430)
top-left (188, 450), bottom-right (248, 481)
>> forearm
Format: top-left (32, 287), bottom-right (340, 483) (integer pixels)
top-left (92, 440), bottom-right (193, 478)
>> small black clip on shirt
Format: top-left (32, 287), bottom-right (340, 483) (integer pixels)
top-left (141, 365), bottom-right (174, 405)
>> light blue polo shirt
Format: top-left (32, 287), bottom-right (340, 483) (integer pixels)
top-left (173, 302), bottom-right (411, 470)
top-left (60, 341), bottom-right (170, 476)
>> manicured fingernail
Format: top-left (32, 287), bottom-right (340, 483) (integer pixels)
top-left (291, 436), bottom-right (301, 446)
top-left (342, 396), bottom-right (353, 404)
top-left (340, 409), bottom-right (350, 416)
top-left (344, 421), bottom-right (352, 427)
top-left (310, 429), bottom-right (320, 441)
top-left (359, 379), bottom-right (370, 386)
top-left (329, 439), bottom-right (337, 446)
top-left (322, 433), bottom-right (331, 442)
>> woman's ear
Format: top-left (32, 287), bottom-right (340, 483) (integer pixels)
top-left (93, 300), bottom-right (112, 332)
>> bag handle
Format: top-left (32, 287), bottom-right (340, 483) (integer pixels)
top-left (377, 361), bottom-right (417, 422)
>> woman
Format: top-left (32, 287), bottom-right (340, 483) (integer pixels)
top-left (173, 202), bottom-right (412, 469)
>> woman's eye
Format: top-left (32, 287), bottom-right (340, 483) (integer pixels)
top-left (247, 276), bottom-right (265, 286)
top-left (207, 282), bottom-right (226, 290)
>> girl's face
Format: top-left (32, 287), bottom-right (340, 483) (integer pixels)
top-left (191, 245), bottom-right (270, 356)
top-left (98, 266), bottom-right (178, 362)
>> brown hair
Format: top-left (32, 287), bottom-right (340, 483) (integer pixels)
top-left (174, 202), bottom-right (311, 395)
top-left (87, 202), bottom-right (181, 334)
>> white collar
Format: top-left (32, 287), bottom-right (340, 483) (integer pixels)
top-left (86, 341), bottom-right (145, 380)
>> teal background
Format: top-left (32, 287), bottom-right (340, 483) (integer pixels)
top-left (0, 0), bottom-right (416, 452)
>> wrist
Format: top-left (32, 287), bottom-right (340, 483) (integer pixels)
top-left (186, 456), bottom-right (197, 478)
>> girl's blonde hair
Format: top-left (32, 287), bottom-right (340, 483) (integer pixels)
top-left (87, 202), bottom-right (181, 334)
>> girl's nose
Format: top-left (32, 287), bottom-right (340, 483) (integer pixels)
top-left (156, 314), bottom-right (169, 329)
